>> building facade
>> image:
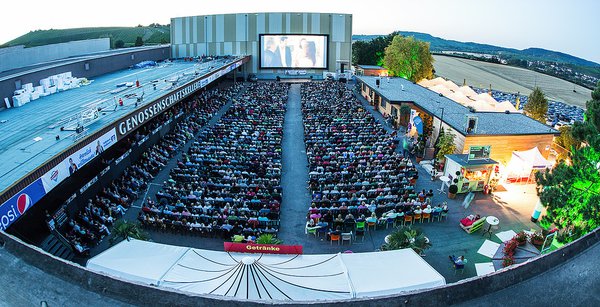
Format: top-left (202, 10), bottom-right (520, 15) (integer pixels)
top-left (170, 13), bottom-right (352, 75)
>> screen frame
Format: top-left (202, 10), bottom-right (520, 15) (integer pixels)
top-left (258, 33), bottom-right (329, 70)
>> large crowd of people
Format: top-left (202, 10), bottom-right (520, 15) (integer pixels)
top-left (301, 81), bottom-right (425, 234)
top-left (63, 85), bottom-right (240, 254)
top-left (140, 82), bottom-right (288, 241)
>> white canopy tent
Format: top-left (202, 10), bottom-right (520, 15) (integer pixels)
top-left (457, 85), bottom-right (479, 99)
top-left (496, 100), bottom-right (518, 113)
top-left (505, 147), bottom-right (553, 181)
top-left (87, 239), bottom-right (445, 301)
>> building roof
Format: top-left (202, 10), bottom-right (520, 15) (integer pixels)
top-left (357, 65), bottom-right (385, 70)
top-left (446, 154), bottom-right (498, 166)
top-left (357, 76), bottom-right (558, 136)
top-left (0, 58), bottom-right (241, 193)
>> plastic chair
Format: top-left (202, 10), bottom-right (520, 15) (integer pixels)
top-left (413, 213), bottom-right (422, 223)
top-left (330, 233), bottom-right (341, 245)
top-left (386, 217), bottom-right (395, 229)
top-left (404, 215), bottom-right (413, 226)
top-left (355, 221), bottom-right (366, 231)
top-left (355, 228), bottom-right (365, 242)
top-left (441, 211), bottom-right (448, 221)
top-left (367, 220), bottom-right (376, 231)
top-left (422, 212), bottom-right (431, 223)
top-left (453, 259), bottom-right (468, 275)
top-left (341, 232), bottom-right (353, 245)
top-left (431, 211), bottom-right (440, 222)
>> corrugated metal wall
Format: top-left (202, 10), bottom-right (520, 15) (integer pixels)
top-left (171, 13), bottom-right (352, 74)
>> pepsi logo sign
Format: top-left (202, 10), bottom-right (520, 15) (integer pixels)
top-left (17, 194), bottom-right (32, 215)
top-left (50, 169), bottom-right (59, 182)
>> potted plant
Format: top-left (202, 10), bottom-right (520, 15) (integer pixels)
top-left (514, 231), bottom-right (528, 246)
top-left (502, 255), bottom-right (515, 267)
top-left (448, 178), bottom-right (459, 199)
top-left (380, 225), bottom-right (432, 256)
top-left (415, 139), bottom-right (425, 163)
top-left (530, 232), bottom-right (545, 246)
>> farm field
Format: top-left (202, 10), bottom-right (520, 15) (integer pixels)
top-left (433, 55), bottom-right (591, 109)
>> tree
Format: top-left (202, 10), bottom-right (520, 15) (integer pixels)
top-left (114, 40), bottom-right (125, 49)
top-left (399, 104), bottom-right (412, 126)
top-left (380, 226), bottom-right (432, 255)
top-left (383, 35), bottom-right (434, 82)
top-left (109, 220), bottom-right (149, 246)
top-left (536, 81), bottom-right (600, 243)
top-left (435, 129), bottom-right (456, 161)
top-left (523, 87), bottom-right (548, 123)
top-left (572, 81), bottom-right (600, 148)
top-left (160, 37), bottom-right (168, 45)
top-left (351, 32), bottom-right (398, 66)
top-left (134, 36), bottom-right (144, 47)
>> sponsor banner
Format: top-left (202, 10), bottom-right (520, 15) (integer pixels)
top-left (99, 166), bottom-right (110, 177)
top-left (41, 162), bottom-right (70, 193)
top-left (223, 242), bottom-right (303, 255)
top-left (80, 176), bottom-right (98, 194)
top-left (64, 128), bottom-right (117, 176)
top-left (115, 149), bottom-right (131, 165)
top-left (137, 136), bottom-right (149, 146)
top-left (0, 178), bottom-right (47, 231)
top-left (200, 78), bottom-right (208, 88)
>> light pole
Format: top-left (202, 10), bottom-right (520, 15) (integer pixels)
top-left (432, 102), bottom-right (445, 178)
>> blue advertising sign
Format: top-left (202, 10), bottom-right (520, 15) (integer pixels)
top-left (413, 116), bottom-right (424, 134)
top-left (0, 178), bottom-right (47, 231)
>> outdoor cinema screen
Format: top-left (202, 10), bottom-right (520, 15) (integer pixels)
top-left (259, 34), bottom-right (328, 69)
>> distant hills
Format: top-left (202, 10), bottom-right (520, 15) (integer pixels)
top-left (353, 32), bottom-right (599, 68)
top-left (1, 26), bottom-right (170, 49)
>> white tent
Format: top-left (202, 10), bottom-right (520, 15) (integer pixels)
top-left (505, 147), bottom-right (553, 181)
top-left (428, 77), bottom-right (446, 87)
top-left (417, 79), bottom-right (432, 87)
top-left (476, 92), bottom-right (498, 105)
top-left (495, 100), bottom-right (518, 113)
top-left (429, 84), bottom-right (453, 96)
top-left (447, 91), bottom-right (472, 105)
top-left (443, 79), bottom-right (460, 91)
top-left (457, 85), bottom-right (479, 99)
top-left (87, 239), bottom-right (445, 301)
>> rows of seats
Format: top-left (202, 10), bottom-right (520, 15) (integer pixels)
top-left (64, 86), bottom-right (238, 255)
top-left (141, 82), bottom-right (289, 239)
top-left (301, 81), bottom-right (420, 235)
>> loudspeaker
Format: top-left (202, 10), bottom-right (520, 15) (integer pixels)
top-left (276, 76), bottom-right (281, 82)
top-left (376, 79), bottom-right (380, 88)
top-left (341, 63), bottom-right (346, 73)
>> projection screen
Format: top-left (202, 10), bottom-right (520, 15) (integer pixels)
top-left (259, 34), bottom-right (328, 69)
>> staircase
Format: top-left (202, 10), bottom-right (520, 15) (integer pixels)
top-left (40, 233), bottom-right (74, 261)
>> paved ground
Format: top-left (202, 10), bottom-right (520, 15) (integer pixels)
top-left (0, 246), bottom-right (132, 307)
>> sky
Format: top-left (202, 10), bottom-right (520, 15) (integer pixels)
top-left (1, 0), bottom-right (599, 63)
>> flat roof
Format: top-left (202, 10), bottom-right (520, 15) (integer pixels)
top-left (357, 76), bottom-right (558, 136)
top-left (0, 45), bottom-right (168, 81)
top-left (357, 65), bottom-right (385, 70)
top-left (0, 57), bottom-right (240, 193)
top-left (446, 154), bottom-right (498, 166)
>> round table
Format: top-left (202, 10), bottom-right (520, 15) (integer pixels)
top-left (483, 216), bottom-right (500, 237)
top-left (438, 176), bottom-right (450, 194)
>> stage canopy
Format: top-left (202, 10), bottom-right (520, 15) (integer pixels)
top-left (87, 239), bottom-right (445, 301)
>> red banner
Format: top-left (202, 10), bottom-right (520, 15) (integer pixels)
top-left (223, 242), bottom-right (303, 254)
